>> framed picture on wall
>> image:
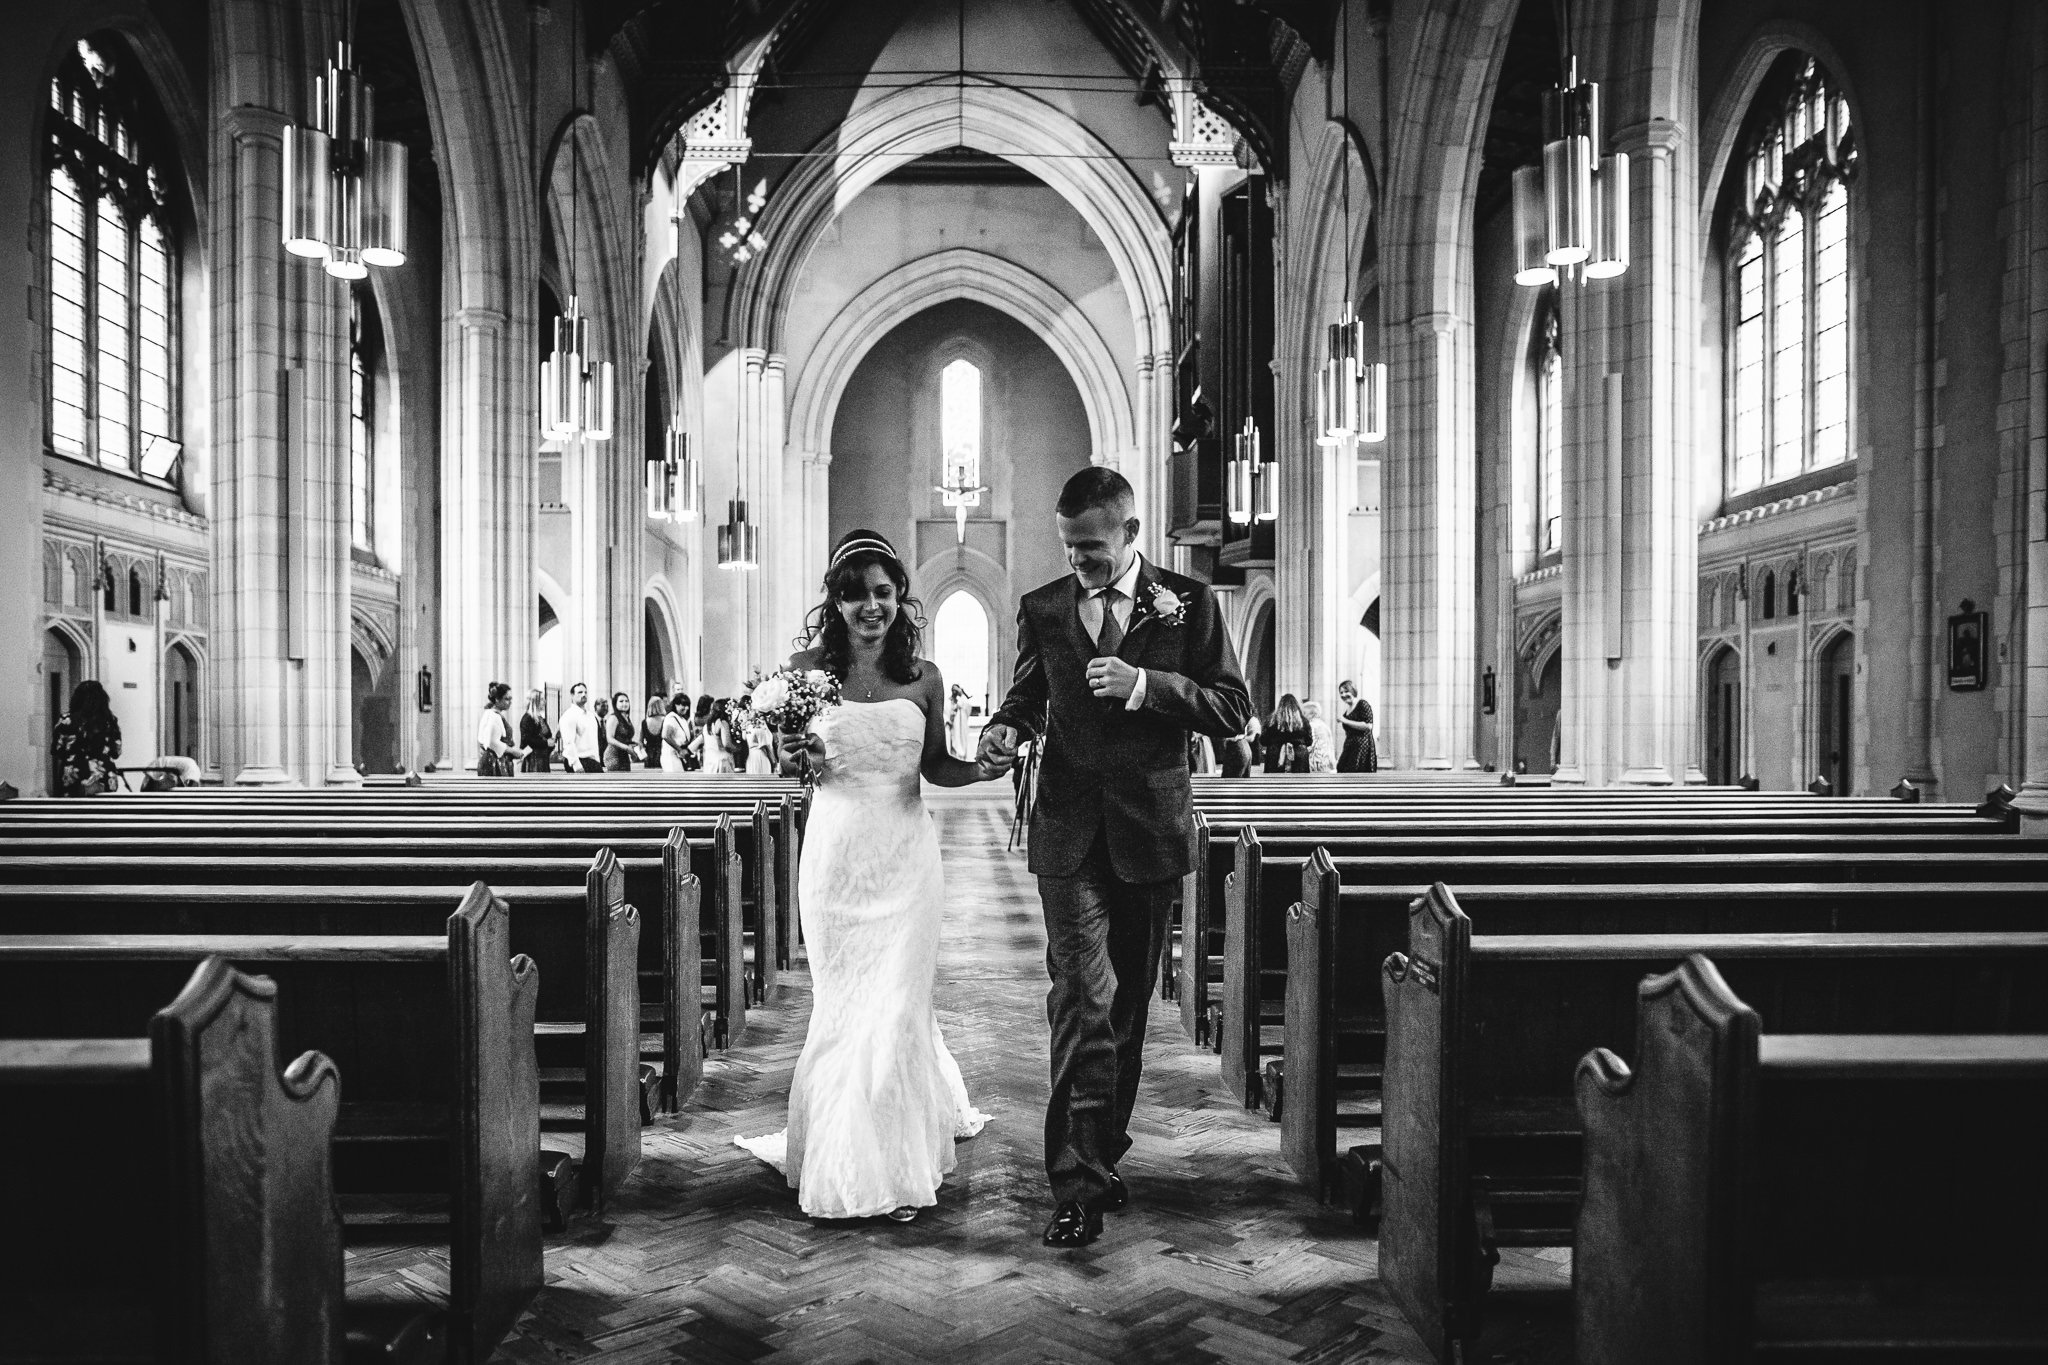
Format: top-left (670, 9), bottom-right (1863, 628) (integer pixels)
top-left (1947, 611), bottom-right (1988, 692)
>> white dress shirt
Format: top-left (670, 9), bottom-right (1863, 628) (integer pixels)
top-left (558, 703), bottom-right (598, 765)
top-left (1077, 552), bottom-right (1151, 712)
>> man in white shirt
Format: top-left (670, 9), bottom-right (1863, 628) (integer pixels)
top-left (557, 682), bottom-right (601, 773)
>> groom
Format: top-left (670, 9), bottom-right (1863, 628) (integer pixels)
top-left (979, 467), bottom-right (1251, 1247)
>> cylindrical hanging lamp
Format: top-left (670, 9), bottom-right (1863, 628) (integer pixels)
top-left (1227, 418), bottom-right (1258, 524)
top-left (1541, 71), bottom-right (1597, 266)
top-left (1584, 152), bottom-right (1630, 279)
top-left (281, 43), bottom-right (407, 278)
top-left (1360, 360), bottom-right (1388, 444)
top-left (1512, 165), bottom-right (1556, 287)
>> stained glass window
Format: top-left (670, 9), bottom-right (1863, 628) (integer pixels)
top-left (45, 37), bottom-right (180, 483)
top-left (1725, 55), bottom-right (1855, 497)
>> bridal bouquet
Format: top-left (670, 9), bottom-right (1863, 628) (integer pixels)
top-left (747, 667), bottom-right (842, 734)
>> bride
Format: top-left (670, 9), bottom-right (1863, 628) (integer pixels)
top-left (735, 530), bottom-right (995, 1221)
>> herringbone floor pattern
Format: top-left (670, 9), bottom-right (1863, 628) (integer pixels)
top-left (346, 788), bottom-right (1570, 1363)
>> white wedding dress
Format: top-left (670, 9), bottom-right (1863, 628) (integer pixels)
top-left (735, 697), bottom-right (989, 1217)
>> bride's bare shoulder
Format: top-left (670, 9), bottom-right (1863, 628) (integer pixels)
top-left (786, 646), bottom-right (828, 672)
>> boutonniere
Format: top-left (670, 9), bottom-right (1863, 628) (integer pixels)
top-left (1143, 581), bottom-right (1188, 628)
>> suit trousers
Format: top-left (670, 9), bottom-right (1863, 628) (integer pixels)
top-left (1038, 828), bottom-right (1175, 1207)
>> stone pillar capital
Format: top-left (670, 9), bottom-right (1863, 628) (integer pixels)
top-left (221, 104), bottom-right (289, 145)
top-left (1613, 117), bottom-right (1687, 157)
top-left (1407, 310), bottom-right (1462, 338)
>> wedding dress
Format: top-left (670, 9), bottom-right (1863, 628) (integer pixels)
top-left (735, 697), bottom-right (989, 1217)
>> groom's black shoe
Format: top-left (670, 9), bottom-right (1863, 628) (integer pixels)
top-left (1042, 1202), bottom-right (1103, 1248)
top-left (1091, 1171), bottom-right (1129, 1214)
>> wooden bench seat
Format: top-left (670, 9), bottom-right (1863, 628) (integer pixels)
top-left (0, 958), bottom-right (432, 1364)
top-left (0, 837), bottom-right (714, 1112)
top-left (0, 869), bottom-right (642, 1211)
top-left (0, 888), bottom-right (544, 1363)
top-left (1173, 804), bottom-right (2028, 1046)
top-left (1213, 829), bottom-right (2048, 1105)
top-left (1574, 956), bottom-right (2048, 1363)
top-left (1361, 888), bottom-right (2048, 1360)
top-left (0, 803), bottom-right (782, 1015)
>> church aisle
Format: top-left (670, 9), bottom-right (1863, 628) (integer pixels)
top-left (376, 787), bottom-right (1562, 1363)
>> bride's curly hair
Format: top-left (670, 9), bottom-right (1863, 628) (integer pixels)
top-left (801, 530), bottom-right (926, 684)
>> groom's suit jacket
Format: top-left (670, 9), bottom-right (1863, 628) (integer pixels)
top-left (991, 558), bottom-right (1251, 883)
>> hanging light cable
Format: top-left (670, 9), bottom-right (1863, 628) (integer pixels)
top-left (537, 23), bottom-right (614, 442)
top-left (282, 2), bottom-right (408, 277)
top-left (717, 365), bottom-right (759, 570)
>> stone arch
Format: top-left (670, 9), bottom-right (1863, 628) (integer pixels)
top-left (789, 250), bottom-right (1137, 470)
top-left (918, 560), bottom-right (1006, 717)
top-left (731, 81), bottom-right (1172, 362)
top-left (643, 574), bottom-right (686, 696)
top-left (350, 608), bottom-right (396, 691)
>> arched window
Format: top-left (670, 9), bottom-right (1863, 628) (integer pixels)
top-left (1533, 291), bottom-right (1563, 556)
top-left (1725, 55), bottom-right (1855, 497)
top-left (47, 37), bottom-right (181, 483)
top-left (350, 290), bottom-right (375, 553)
top-left (939, 357), bottom-right (983, 520)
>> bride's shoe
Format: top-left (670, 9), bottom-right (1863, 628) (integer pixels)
top-left (885, 1206), bottom-right (920, 1223)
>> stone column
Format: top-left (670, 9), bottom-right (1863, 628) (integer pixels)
top-left (1555, 121), bottom-right (1699, 787)
top-left (210, 105), bottom-right (354, 787)
top-left (2013, 14), bottom-right (2048, 834)
top-left (1381, 310), bottom-right (1477, 769)
top-left (439, 304), bottom-right (530, 767)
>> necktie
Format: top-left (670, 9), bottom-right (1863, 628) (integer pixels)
top-left (1094, 588), bottom-right (1125, 657)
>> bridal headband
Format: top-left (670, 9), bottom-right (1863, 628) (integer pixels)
top-left (829, 535), bottom-right (899, 571)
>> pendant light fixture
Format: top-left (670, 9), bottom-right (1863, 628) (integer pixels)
top-left (1226, 417), bottom-right (1278, 523)
top-left (283, 41), bottom-right (408, 277)
top-left (1316, 306), bottom-right (1387, 447)
top-left (1315, 9), bottom-right (1387, 453)
top-left (535, 19), bottom-right (614, 442)
top-left (716, 498), bottom-right (759, 570)
top-left (1513, 22), bottom-right (1629, 291)
top-left (647, 424), bottom-right (701, 522)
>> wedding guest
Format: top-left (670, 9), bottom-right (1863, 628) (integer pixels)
top-left (559, 682), bottom-right (601, 773)
top-left (476, 681), bottom-right (528, 776)
top-left (946, 683), bottom-right (972, 759)
top-left (702, 699), bottom-right (736, 773)
top-left (1303, 700), bottom-right (1336, 773)
top-left (745, 705), bottom-right (775, 774)
top-left (660, 691), bottom-right (693, 773)
top-left (1335, 679), bottom-right (1377, 773)
top-left (1219, 713), bottom-right (1256, 777)
top-left (1263, 693), bottom-right (1311, 774)
top-left (641, 695), bottom-right (668, 770)
top-left (519, 687), bottom-right (555, 773)
top-left (604, 692), bottom-right (637, 772)
top-left (52, 679), bottom-right (121, 796)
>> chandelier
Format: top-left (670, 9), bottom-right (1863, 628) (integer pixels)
top-left (539, 295), bottom-right (614, 441)
top-left (1316, 306), bottom-right (1387, 447)
top-left (282, 42), bottom-right (408, 278)
top-left (716, 499), bottom-right (759, 571)
top-left (1513, 60), bottom-right (1628, 288)
top-left (647, 424), bottom-right (701, 521)
top-left (1226, 417), bottom-right (1277, 524)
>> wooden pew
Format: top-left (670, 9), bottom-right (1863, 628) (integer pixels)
top-left (1174, 802), bottom-right (2021, 1046)
top-left (0, 840), bottom-right (708, 1114)
top-left (0, 957), bottom-right (424, 1364)
top-left (1280, 867), bottom-right (2048, 1208)
top-left (0, 870), bottom-right (641, 1212)
top-left (0, 802), bottom-right (778, 1020)
top-left (0, 885), bottom-right (543, 1364)
top-left (1367, 888), bottom-right (2048, 1361)
top-left (1223, 832), bottom-right (2048, 1106)
top-left (1574, 955), bottom-right (2048, 1363)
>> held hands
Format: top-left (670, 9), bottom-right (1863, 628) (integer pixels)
top-left (976, 723), bottom-right (1020, 780)
top-left (1085, 656), bottom-right (1140, 702)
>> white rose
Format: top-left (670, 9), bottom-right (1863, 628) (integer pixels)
top-left (751, 677), bottom-right (791, 712)
top-left (1151, 587), bottom-right (1183, 616)
top-left (806, 669), bottom-right (832, 685)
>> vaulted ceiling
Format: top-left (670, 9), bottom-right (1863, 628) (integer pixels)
top-left (596, 0), bottom-right (1339, 178)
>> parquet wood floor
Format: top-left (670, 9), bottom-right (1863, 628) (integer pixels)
top-left (345, 787), bottom-right (1570, 1364)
